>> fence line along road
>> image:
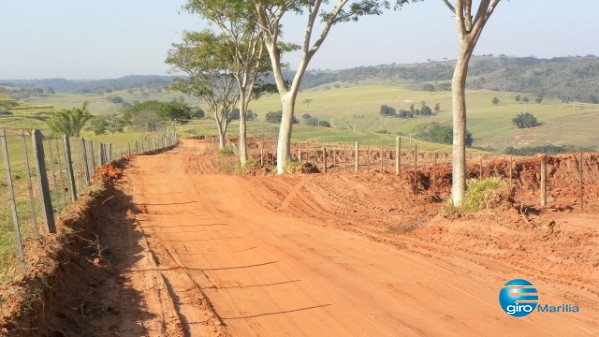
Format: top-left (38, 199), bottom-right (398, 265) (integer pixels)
top-left (0, 128), bottom-right (178, 275)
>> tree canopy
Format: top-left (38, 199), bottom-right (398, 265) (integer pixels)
top-left (47, 102), bottom-right (92, 137)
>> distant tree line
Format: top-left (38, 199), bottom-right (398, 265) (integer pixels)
top-left (379, 101), bottom-right (440, 119)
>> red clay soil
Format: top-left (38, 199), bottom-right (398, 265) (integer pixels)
top-left (1, 138), bottom-right (598, 336)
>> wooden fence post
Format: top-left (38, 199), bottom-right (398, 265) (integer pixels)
top-left (81, 138), bottom-right (90, 185)
top-left (1, 129), bottom-right (26, 271)
top-left (395, 136), bottom-right (401, 176)
top-left (32, 130), bottom-right (56, 234)
top-left (433, 152), bottom-right (437, 195)
top-left (380, 142), bottom-right (384, 173)
top-left (414, 144), bottom-right (418, 170)
top-left (579, 152), bottom-right (584, 210)
top-left (54, 138), bottom-right (67, 207)
top-left (63, 135), bottom-right (77, 203)
top-left (354, 142), bottom-right (359, 173)
top-left (19, 131), bottom-right (40, 241)
top-left (322, 146), bottom-right (327, 174)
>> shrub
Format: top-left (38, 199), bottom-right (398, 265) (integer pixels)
top-left (265, 110), bottom-right (299, 124)
top-left (460, 178), bottom-right (513, 212)
top-left (512, 112), bottom-right (539, 128)
top-left (417, 123), bottom-right (473, 147)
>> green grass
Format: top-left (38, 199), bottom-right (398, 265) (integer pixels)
top-left (8, 82), bottom-right (599, 153)
top-left (460, 178), bottom-right (509, 212)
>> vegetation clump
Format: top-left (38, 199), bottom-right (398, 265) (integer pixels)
top-left (512, 112), bottom-right (539, 129)
top-left (460, 178), bottom-right (513, 212)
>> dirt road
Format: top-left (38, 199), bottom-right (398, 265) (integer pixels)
top-left (116, 139), bottom-right (598, 336)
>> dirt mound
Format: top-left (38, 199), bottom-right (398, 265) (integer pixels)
top-left (0, 183), bottom-right (122, 337)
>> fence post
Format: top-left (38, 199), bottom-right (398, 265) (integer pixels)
top-left (414, 144), bottom-right (418, 170)
top-left (433, 152), bottom-right (437, 195)
top-left (63, 135), bottom-right (77, 203)
top-left (32, 130), bottom-right (56, 234)
top-left (322, 146), bottom-right (327, 174)
top-left (108, 143), bottom-right (113, 162)
top-left (19, 131), bottom-right (40, 241)
top-left (395, 136), bottom-right (401, 176)
top-left (380, 142), bottom-right (384, 173)
top-left (579, 152), bottom-right (584, 210)
top-left (1, 129), bottom-right (26, 271)
top-left (540, 154), bottom-right (547, 207)
top-left (81, 138), bottom-right (90, 186)
top-left (54, 138), bottom-right (67, 207)
top-left (354, 142), bottom-right (359, 173)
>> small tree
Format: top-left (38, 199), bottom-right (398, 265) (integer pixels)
top-left (379, 104), bottom-right (396, 116)
top-left (492, 97), bottom-right (500, 105)
top-left (166, 30), bottom-right (239, 149)
top-left (124, 101), bottom-right (193, 132)
top-left (512, 112), bottom-right (539, 128)
top-left (47, 102), bottom-right (92, 137)
top-left (89, 114), bottom-right (125, 135)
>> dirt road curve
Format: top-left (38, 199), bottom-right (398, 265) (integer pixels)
top-left (117, 139), bottom-right (598, 337)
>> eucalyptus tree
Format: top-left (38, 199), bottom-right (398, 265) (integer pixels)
top-left (166, 31), bottom-right (239, 150)
top-left (442, 0), bottom-right (502, 206)
top-left (184, 0), bottom-right (275, 164)
top-left (252, 0), bottom-right (413, 174)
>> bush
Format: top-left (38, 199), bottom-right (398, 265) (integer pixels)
top-left (512, 112), bottom-right (539, 128)
top-left (460, 178), bottom-right (513, 212)
top-left (265, 111), bottom-right (299, 124)
top-left (417, 123), bottom-right (473, 147)
top-left (318, 120), bottom-right (331, 128)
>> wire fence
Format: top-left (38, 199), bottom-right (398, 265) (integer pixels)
top-left (237, 136), bottom-right (596, 211)
top-left (0, 129), bottom-right (178, 278)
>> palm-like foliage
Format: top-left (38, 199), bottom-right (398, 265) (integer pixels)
top-left (47, 102), bottom-right (92, 137)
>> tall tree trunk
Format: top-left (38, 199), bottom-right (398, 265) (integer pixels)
top-left (238, 91), bottom-right (248, 164)
top-left (215, 114), bottom-right (226, 150)
top-left (451, 44), bottom-right (474, 206)
top-left (277, 92), bottom-right (297, 174)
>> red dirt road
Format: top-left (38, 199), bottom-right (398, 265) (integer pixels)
top-left (117, 139), bottom-right (598, 336)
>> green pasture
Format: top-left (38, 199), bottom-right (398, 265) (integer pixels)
top-left (4, 82), bottom-right (599, 153)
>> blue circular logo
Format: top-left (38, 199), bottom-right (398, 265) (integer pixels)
top-left (499, 279), bottom-right (538, 317)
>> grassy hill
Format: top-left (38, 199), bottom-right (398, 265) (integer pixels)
top-left (2, 82), bottom-right (599, 154)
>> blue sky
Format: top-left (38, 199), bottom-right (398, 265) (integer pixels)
top-left (1, 1), bottom-right (598, 79)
